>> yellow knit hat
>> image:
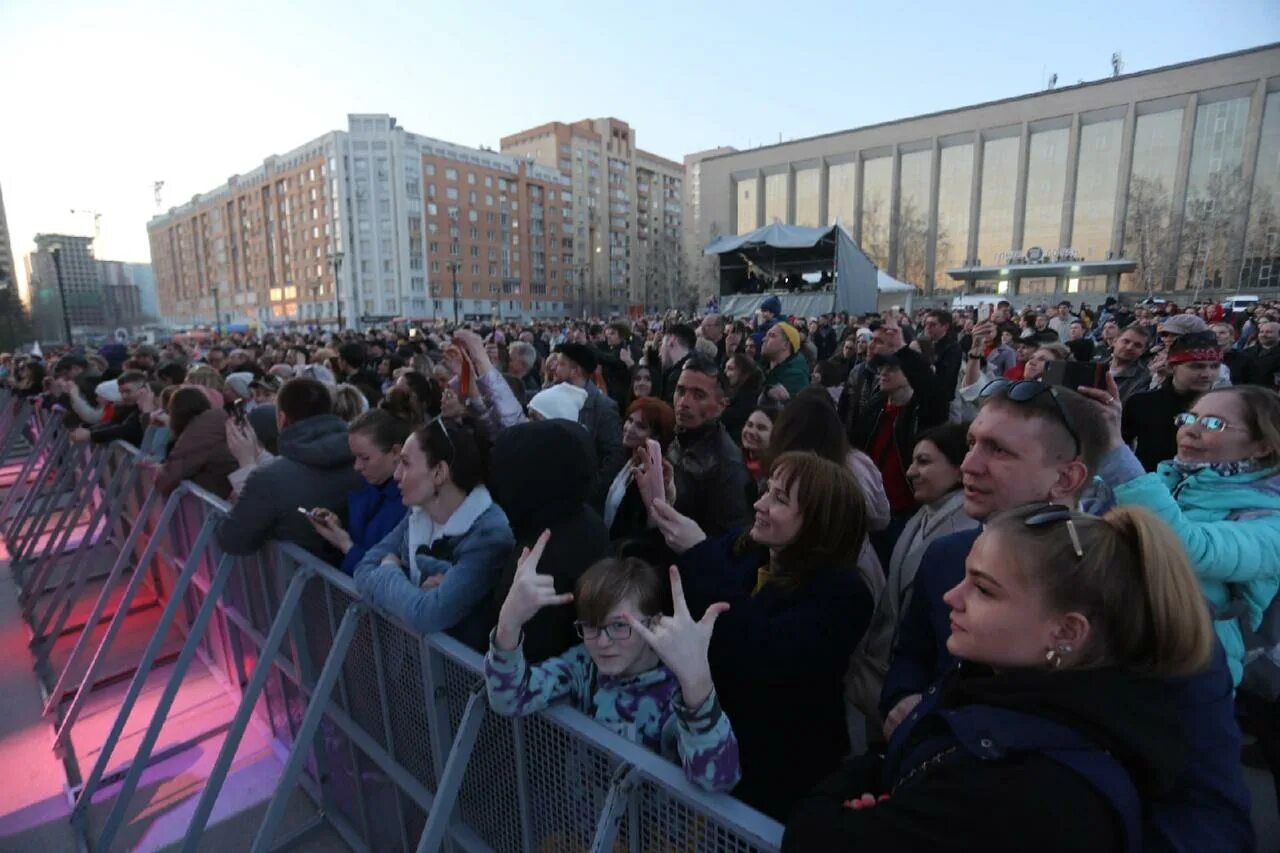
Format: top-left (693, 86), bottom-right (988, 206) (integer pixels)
top-left (775, 322), bottom-right (801, 354)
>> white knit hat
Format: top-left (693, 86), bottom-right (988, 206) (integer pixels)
top-left (94, 380), bottom-right (121, 403)
top-left (527, 383), bottom-right (588, 422)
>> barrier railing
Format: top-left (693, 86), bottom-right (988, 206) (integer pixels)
top-left (0, 404), bottom-right (785, 852)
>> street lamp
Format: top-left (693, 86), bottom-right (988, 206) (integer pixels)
top-left (213, 286), bottom-right (222, 337)
top-left (453, 251), bottom-right (468, 326)
top-left (328, 250), bottom-right (345, 331)
top-left (48, 244), bottom-right (73, 346)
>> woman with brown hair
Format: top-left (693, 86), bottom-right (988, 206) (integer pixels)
top-left (647, 451), bottom-right (874, 821)
top-left (785, 504), bottom-right (1214, 851)
top-left (154, 386), bottom-right (238, 498)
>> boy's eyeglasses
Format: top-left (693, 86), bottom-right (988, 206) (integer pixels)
top-left (1023, 503), bottom-right (1084, 559)
top-left (574, 618), bottom-right (653, 642)
top-left (979, 379), bottom-right (1082, 459)
top-left (1173, 412), bottom-right (1242, 432)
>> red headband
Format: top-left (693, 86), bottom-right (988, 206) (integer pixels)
top-left (1167, 348), bottom-right (1221, 366)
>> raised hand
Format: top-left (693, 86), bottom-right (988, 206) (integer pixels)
top-left (648, 498), bottom-right (706, 555)
top-left (495, 530), bottom-right (574, 650)
top-left (633, 439), bottom-right (666, 509)
top-left (1075, 371), bottom-right (1124, 453)
top-left (306, 507), bottom-right (354, 554)
top-left (625, 565), bottom-right (727, 708)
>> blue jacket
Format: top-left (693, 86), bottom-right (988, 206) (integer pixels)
top-left (881, 525), bottom-right (1254, 853)
top-left (353, 498), bottom-right (515, 651)
top-left (340, 476), bottom-right (407, 575)
top-left (1113, 459), bottom-right (1280, 686)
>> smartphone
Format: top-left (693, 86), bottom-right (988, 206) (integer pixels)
top-left (1044, 360), bottom-right (1109, 392)
top-left (231, 398), bottom-right (247, 426)
top-left (297, 506), bottom-right (323, 520)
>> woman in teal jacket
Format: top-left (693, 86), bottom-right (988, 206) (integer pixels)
top-left (1096, 385), bottom-right (1280, 686)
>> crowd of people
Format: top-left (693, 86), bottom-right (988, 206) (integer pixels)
top-left (3, 291), bottom-right (1279, 850)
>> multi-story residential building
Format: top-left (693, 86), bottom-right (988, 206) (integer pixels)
top-left (148, 114), bottom-right (572, 329)
top-left (683, 147), bottom-right (738, 303)
top-left (25, 234), bottom-right (101, 343)
top-left (0, 183), bottom-right (16, 295)
top-left (500, 118), bottom-right (685, 316)
top-left (694, 44), bottom-right (1280, 302)
top-left (98, 260), bottom-right (145, 327)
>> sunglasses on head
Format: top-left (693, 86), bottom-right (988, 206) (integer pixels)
top-left (978, 379), bottom-right (1082, 458)
top-left (1023, 503), bottom-right (1084, 559)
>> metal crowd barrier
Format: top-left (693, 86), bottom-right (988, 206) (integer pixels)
top-left (0, 403), bottom-right (785, 852)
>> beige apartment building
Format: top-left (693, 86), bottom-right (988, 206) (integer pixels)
top-left (148, 115), bottom-right (571, 328)
top-left (500, 118), bottom-right (687, 315)
top-left (693, 44), bottom-right (1280, 303)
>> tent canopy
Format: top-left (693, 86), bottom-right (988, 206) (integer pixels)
top-left (704, 223), bottom-right (879, 315)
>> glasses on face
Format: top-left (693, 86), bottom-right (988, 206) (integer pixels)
top-left (1173, 412), bottom-right (1242, 432)
top-left (1023, 503), bottom-right (1084, 559)
top-left (978, 379), bottom-right (1082, 458)
top-left (573, 618), bottom-right (652, 642)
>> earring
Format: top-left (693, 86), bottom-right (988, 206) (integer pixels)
top-left (1045, 644), bottom-right (1073, 669)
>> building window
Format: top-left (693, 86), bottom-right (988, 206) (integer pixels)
top-left (446, 168), bottom-right (458, 181)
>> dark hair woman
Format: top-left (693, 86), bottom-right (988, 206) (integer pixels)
top-left (721, 353), bottom-right (764, 445)
top-left (154, 386), bottom-right (238, 499)
top-left (594, 396), bottom-right (678, 544)
top-left (353, 416), bottom-right (515, 651)
top-left (648, 451), bottom-right (873, 821)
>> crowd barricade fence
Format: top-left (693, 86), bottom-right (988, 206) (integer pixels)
top-left (0, 412), bottom-right (785, 852)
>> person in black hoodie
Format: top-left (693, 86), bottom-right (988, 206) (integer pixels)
top-left (784, 503), bottom-right (1217, 852)
top-left (488, 419), bottom-right (610, 663)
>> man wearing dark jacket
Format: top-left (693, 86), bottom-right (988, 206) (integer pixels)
top-left (882, 383), bottom-right (1253, 853)
top-left (667, 355), bottom-right (752, 537)
top-left (594, 321), bottom-right (638, 409)
top-left (655, 324), bottom-right (695, 406)
top-left (216, 377), bottom-right (363, 559)
top-left (337, 341), bottom-right (383, 407)
top-left (489, 419), bottom-right (609, 664)
top-left (1122, 331), bottom-right (1220, 471)
top-left (852, 353), bottom-right (921, 565)
top-left (553, 343), bottom-right (625, 487)
top-left (71, 370), bottom-right (148, 447)
top-left (1240, 319), bottom-right (1280, 389)
top-left (922, 309), bottom-right (962, 424)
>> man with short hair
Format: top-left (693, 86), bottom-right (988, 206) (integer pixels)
top-left (72, 370), bottom-right (150, 446)
top-left (596, 321), bottom-right (637, 408)
top-left (1108, 325), bottom-right (1153, 403)
top-left (1122, 331), bottom-right (1220, 471)
top-left (337, 341), bottom-right (382, 406)
top-left (665, 355), bottom-right (752, 537)
top-left (553, 343), bottom-right (625, 483)
top-left (1240, 320), bottom-right (1280, 389)
top-left (882, 379), bottom-right (1253, 852)
top-left (204, 346), bottom-right (227, 374)
top-left (656, 324), bottom-right (695, 406)
top-left (216, 377), bottom-right (362, 558)
top-left (760, 322), bottom-right (810, 400)
top-left (922, 309), bottom-right (962, 420)
top-left (698, 313), bottom-right (727, 364)
top-left (1048, 301), bottom-right (1073, 342)
top-left (751, 294), bottom-right (783, 351)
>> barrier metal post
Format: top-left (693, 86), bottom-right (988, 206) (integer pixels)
top-left (249, 603), bottom-right (365, 853)
top-left (415, 686), bottom-right (488, 853)
top-left (178, 564), bottom-right (317, 852)
top-left (18, 444), bottom-right (111, 618)
top-left (11, 432), bottom-right (84, 564)
top-left (89, 550), bottom-right (237, 851)
top-left (588, 764), bottom-right (641, 853)
top-left (0, 421), bottom-right (63, 540)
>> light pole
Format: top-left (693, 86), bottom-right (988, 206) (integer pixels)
top-left (328, 251), bottom-right (345, 331)
top-left (213, 286), bottom-right (222, 337)
top-left (49, 244), bottom-right (73, 346)
top-left (448, 247), bottom-right (461, 327)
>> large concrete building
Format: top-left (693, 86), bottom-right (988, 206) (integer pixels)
top-left (0, 184), bottom-right (16, 296)
top-left (24, 234), bottom-right (102, 343)
top-left (693, 44), bottom-right (1280, 303)
top-left (501, 118), bottom-right (686, 315)
top-left (148, 114), bottom-right (573, 328)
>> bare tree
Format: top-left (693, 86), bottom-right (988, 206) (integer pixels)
top-left (1178, 166), bottom-right (1249, 295)
top-left (1123, 175), bottom-right (1175, 297)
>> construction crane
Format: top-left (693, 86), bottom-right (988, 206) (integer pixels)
top-left (70, 208), bottom-right (102, 241)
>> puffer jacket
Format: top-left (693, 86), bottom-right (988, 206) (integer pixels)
top-left (154, 408), bottom-right (237, 499)
top-left (215, 414), bottom-right (363, 560)
top-left (1114, 461), bottom-right (1280, 686)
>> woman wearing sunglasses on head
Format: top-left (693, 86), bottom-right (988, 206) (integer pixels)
top-left (785, 503), bottom-right (1215, 852)
top-left (1083, 382), bottom-right (1280, 687)
top-left (353, 416), bottom-right (516, 651)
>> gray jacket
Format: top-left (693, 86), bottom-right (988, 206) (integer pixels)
top-left (578, 382), bottom-right (625, 484)
top-left (216, 414), bottom-right (363, 558)
top-left (845, 488), bottom-right (978, 726)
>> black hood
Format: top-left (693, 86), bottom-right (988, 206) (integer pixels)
top-left (278, 414), bottom-right (354, 469)
top-left (944, 665), bottom-right (1186, 799)
top-left (490, 420), bottom-right (594, 536)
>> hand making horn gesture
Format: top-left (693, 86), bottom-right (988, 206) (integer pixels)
top-left (624, 565), bottom-right (728, 708)
top-left (494, 530), bottom-right (574, 651)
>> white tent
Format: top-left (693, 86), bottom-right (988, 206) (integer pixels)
top-left (876, 269), bottom-right (917, 310)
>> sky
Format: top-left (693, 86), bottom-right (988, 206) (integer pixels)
top-left (2, 0), bottom-right (1277, 296)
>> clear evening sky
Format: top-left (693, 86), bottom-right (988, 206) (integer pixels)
top-left (2, 0), bottom-right (1277, 295)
